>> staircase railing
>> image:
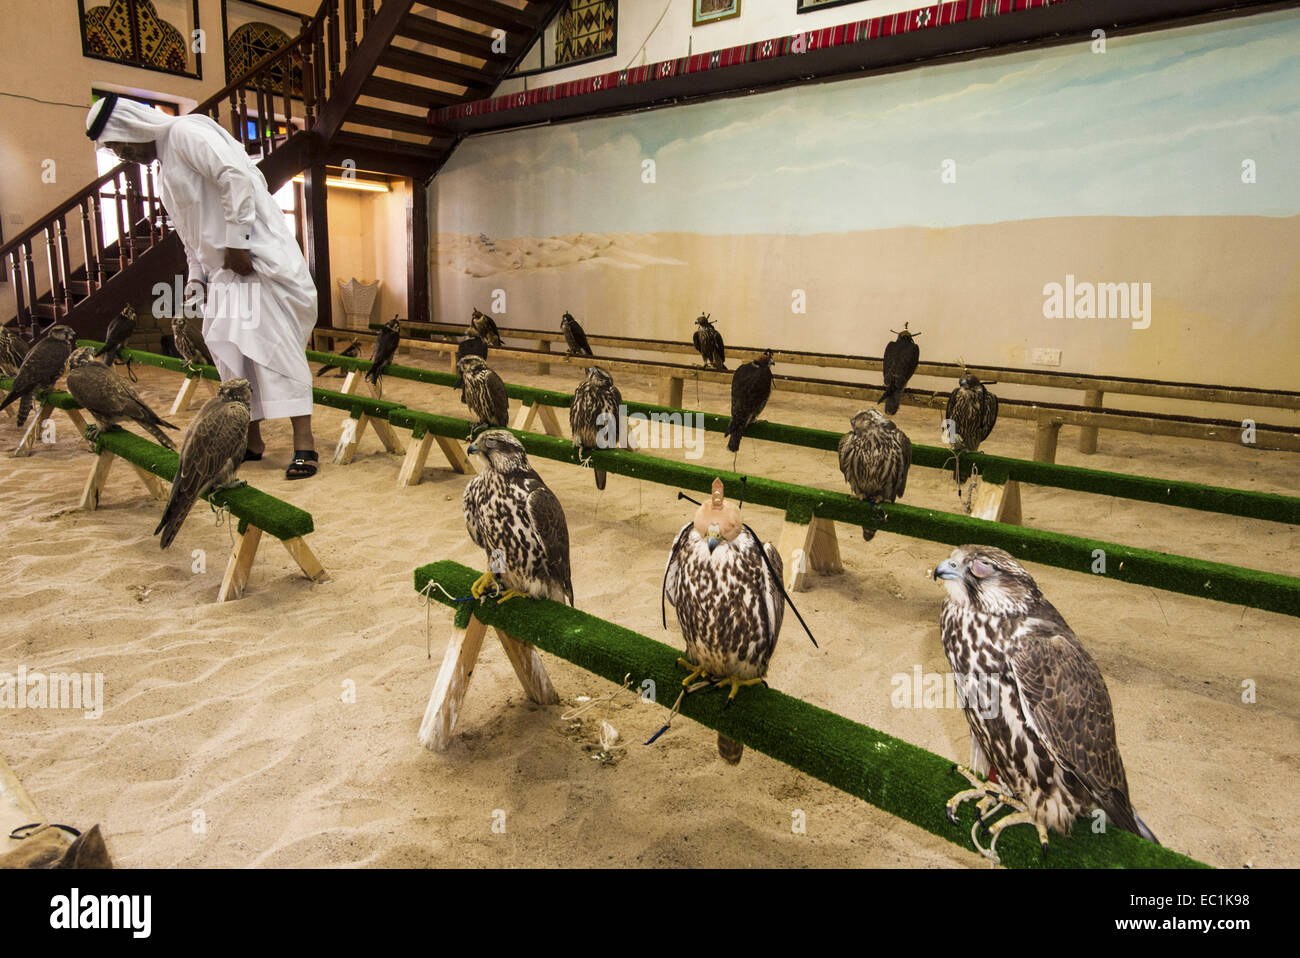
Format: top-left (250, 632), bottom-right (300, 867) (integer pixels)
top-left (0, 0), bottom-right (368, 337)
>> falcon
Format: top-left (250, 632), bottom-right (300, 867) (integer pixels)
top-left (691, 313), bottom-right (726, 370)
top-left (456, 355), bottom-right (509, 430)
top-left (0, 326), bottom-right (29, 378)
top-left (463, 430), bottom-right (573, 605)
top-left (934, 545), bottom-right (1159, 863)
top-left (456, 334), bottom-right (489, 363)
top-left (0, 324), bottom-right (76, 428)
top-left (365, 316), bottom-right (401, 386)
top-left (470, 308), bottom-right (502, 347)
top-left (171, 315), bottom-right (214, 371)
top-left (945, 374), bottom-right (998, 454)
top-left (95, 304), bottom-right (136, 367)
top-left (570, 365), bottom-right (621, 490)
top-left (65, 347), bottom-right (177, 450)
top-left (315, 339), bottom-right (360, 377)
top-left (154, 378), bottom-right (251, 549)
top-left (878, 323), bottom-right (920, 415)
top-left (725, 350), bottom-right (774, 454)
top-left (561, 311), bottom-right (594, 358)
top-left (664, 478), bottom-right (784, 765)
top-left (837, 408), bottom-right (911, 540)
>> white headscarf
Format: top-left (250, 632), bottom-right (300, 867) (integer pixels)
top-left (85, 94), bottom-right (178, 145)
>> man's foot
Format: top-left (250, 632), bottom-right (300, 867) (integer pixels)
top-left (242, 449), bottom-right (263, 462)
top-left (286, 449), bottom-right (318, 480)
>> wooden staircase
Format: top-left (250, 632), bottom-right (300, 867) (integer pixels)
top-left (1, 0), bottom-right (566, 342)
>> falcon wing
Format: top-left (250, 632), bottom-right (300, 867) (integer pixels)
top-left (1008, 616), bottom-right (1141, 833)
top-left (663, 522), bottom-right (693, 609)
top-left (571, 323), bottom-right (592, 356)
top-left (525, 479), bottom-right (572, 604)
top-left (486, 371), bottom-right (509, 426)
top-left (982, 391), bottom-right (999, 439)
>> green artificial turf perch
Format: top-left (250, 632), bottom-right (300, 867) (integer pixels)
top-left (414, 560), bottom-right (1207, 869)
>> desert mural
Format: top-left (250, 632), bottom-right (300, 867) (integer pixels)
top-left (430, 8), bottom-right (1300, 398)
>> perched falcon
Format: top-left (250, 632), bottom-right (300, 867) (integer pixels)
top-left (570, 365), bottom-right (622, 490)
top-left (456, 334), bottom-right (489, 364)
top-left (66, 347), bottom-right (178, 450)
top-left (171, 315), bottom-right (214, 370)
top-left (456, 355), bottom-right (509, 430)
top-left (0, 325), bottom-right (30, 378)
top-left (470, 308), bottom-right (502, 347)
top-left (664, 479), bottom-right (784, 764)
top-left (463, 430), bottom-right (573, 605)
top-left (945, 374), bottom-right (998, 454)
top-left (0, 324), bottom-right (76, 428)
top-left (315, 339), bottom-right (360, 377)
top-left (366, 316), bottom-right (401, 386)
top-left (725, 350), bottom-right (774, 454)
top-left (154, 379), bottom-right (251, 549)
top-left (692, 313), bottom-right (726, 370)
top-left (561, 311), bottom-right (594, 358)
top-left (837, 408), bottom-right (911, 540)
top-left (934, 545), bottom-right (1159, 863)
top-left (878, 323), bottom-right (920, 416)
top-left (95, 305), bottom-right (136, 367)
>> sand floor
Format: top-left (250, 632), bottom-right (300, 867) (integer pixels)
top-left (0, 351), bottom-right (1296, 868)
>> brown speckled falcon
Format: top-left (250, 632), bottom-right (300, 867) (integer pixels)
top-left (171, 315), bottom-right (214, 370)
top-left (456, 355), bottom-right (509, 430)
top-left (65, 347), bottom-right (177, 450)
top-left (0, 325), bottom-right (31, 378)
top-left (838, 408), bottom-right (911, 540)
top-left (569, 365), bottom-right (621, 490)
top-left (664, 479), bottom-right (784, 765)
top-left (561, 311), bottom-right (594, 358)
top-left (691, 313), bottom-right (726, 370)
top-left (95, 304), bottom-right (136, 367)
top-left (463, 430), bottom-right (572, 605)
top-left (0, 324), bottom-right (76, 427)
top-left (155, 379), bottom-right (251, 549)
top-left (934, 545), bottom-right (1158, 863)
top-left (470, 308), bottom-right (502, 347)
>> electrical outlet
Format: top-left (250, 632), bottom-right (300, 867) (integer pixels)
top-left (1029, 347), bottom-right (1062, 366)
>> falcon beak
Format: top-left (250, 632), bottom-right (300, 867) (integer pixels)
top-left (467, 441), bottom-right (480, 455)
top-left (933, 559), bottom-right (961, 581)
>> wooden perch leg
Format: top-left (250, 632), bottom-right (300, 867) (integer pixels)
top-left (281, 536), bottom-right (330, 584)
top-left (536, 404), bottom-right (565, 438)
top-left (436, 435), bottom-right (474, 475)
top-left (333, 414), bottom-right (366, 465)
top-left (371, 417), bottom-right (405, 455)
top-left (776, 519), bottom-right (818, 593)
top-left (970, 478), bottom-right (1023, 525)
top-left (1033, 418), bottom-right (1062, 464)
top-left (398, 432), bottom-right (434, 486)
top-left (495, 628), bottom-right (560, 706)
top-left (512, 402), bottom-right (539, 432)
top-left (1078, 389), bottom-right (1104, 454)
top-left (168, 375), bottom-right (199, 417)
top-left (13, 403), bottom-right (53, 457)
top-left (807, 516), bottom-right (844, 575)
top-left (419, 614), bottom-right (489, 752)
top-left (340, 370), bottom-right (361, 395)
top-left (131, 465), bottom-right (166, 500)
top-left (657, 375), bottom-right (684, 408)
top-left (79, 450), bottom-right (116, 510)
top-left (218, 524), bottom-right (263, 602)
top-left (64, 409), bottom-right (89, 434)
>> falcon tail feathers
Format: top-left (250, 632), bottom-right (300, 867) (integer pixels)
top-left (883, 390), bottom-right (901, 415)
top-left (15, 393), bottom-right (33, 428)
top-left (861, 525), bottom-right (876, 541)
top-left (155, 486), bottom-right (201, 549)
top-left (142, 421), bottom-right (178, 452)
top-left (594, 468), bottom-right (606, 491)
top-left (726, 429), bottom-right (741, 453)
top-left (717, 733), bottom-right (743, 765)
top-left (1134, 813), bottom-right (1159, 845)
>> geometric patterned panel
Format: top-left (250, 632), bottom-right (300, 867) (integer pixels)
top-left (83, 0), bottom-right (189, 73)
top-left (555, 0), bottom-right (616, 67)
top-left (227, 21), bottom-right (303, 96)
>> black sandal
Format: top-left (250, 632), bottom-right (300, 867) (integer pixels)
top-left (286, 449), bottom-right (318, 480)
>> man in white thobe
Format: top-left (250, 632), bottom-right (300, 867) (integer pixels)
top-left (86, 94), bottom-right (318, 478)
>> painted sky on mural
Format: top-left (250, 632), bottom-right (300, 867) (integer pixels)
top-left (434, 10), bottom-right (1300, 236)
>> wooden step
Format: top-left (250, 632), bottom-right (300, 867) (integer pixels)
top-left (377, 46), bottom-right (495, 92)
top-left (395, 12), bottom-right (508, 61)
top-left (418, 0), bottom-right (548, 36)
top-left (331, 131), bottom-right (445, 161)
top-left (346, 106), bottom-right (456, 148)
top-left (361, 76), bottom-right (461, 109)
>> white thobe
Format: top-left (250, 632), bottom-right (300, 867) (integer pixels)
top-left (157, 116), bottom-right (316, 421)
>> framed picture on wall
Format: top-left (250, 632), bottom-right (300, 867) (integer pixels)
top-left (554, 0), bottom-right (618, 68)
top-left (221, 0), bottom-right (309, 94)
top-left (78, 0), bottom-right (202, 79)
top-left (693, 0), bottom-right (741, 28)
top-left (797, 0), bottom-right (869, 13)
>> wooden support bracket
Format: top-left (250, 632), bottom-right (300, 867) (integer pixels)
top-left (775, 515), bottom-right (842, 592)
top-left (419, 612), bottom-right (559, 752)
top-left (217, 525), bottom-right (330, 603)
top-left (397, 431), bottom-right (475, 486)
top-left (12, 403), bottom-right (53, 457)
top-left (168, 374), bottom-right (214, 417)
top-left (969, 477), bottom-right (1023, 525)
top-left (512, 401), bottom-right (565, 438)
top-left (1033, 415), bottom-right (1063, 464)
